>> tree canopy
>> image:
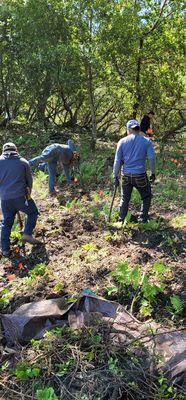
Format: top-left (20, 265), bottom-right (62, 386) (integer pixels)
top-left (0, 0), bottom-right (185, 144)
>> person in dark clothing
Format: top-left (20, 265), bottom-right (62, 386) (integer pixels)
top-left (29, 140), bottom-right (80, 195)
top-left (0, 143), bottom-right (40, 257)
top-left (113, 119), bottom-right (156, 223)
top-left (140, 111), bottom-right (155, 137)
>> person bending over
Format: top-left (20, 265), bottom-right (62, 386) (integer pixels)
top-left (29, 140), bottom-right (80, 195)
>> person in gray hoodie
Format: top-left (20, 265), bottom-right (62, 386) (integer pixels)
top-left (0, 143), bottom-right (40, 257)
top-left (29, 139), bottom-right (80, 194)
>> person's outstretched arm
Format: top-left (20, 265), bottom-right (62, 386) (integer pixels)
top-left (25, 161), bottom-right (33, 192)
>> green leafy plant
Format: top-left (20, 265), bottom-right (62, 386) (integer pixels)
top-left (28, 263), bottom-right (47, 278)
top-left (108, 357), bottom-right (121, 375)
top-left (33, 171), bottom-right (48, 198)
top-left (157, 369), bottom-right (175, 399)
top-left (36, 387), bottom-right (58, 400)
top-left (0, 289), bottom-right (12, 309)
top-left (15, 362), bottom-right (40, 380)
top-left (82, 242), bottom-right (97, 251)
top-left (31, 339), bottom-right (42, 349)
top-left (10, 222), bottom-right (22, 240)
top-left (139, 219), bottom-right (161, 231)
top-left (170, 294), bottom-right (184, 315)
top-left (108, 260), bottom-right (170, 317)
top-left (56, 359), bottom-right (75, 376)
top-left (162, 233), bottom-right (179, 254)
top-left (153, 261), bottom-right (171, 279)
top-left (64, 199), bottom-right (77, 209)
top-left (80, 158), bottom-right (105, 184)
top-left (139, 299), bottom-right (153, 317)
top-left (53, 283), bottom-right (64, 293)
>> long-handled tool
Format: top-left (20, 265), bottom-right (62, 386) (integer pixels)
top-left (108, 185), bottom-right (118, 222)
top-left (16, 188), bottom-right (32, 232)
top-left (17, 211), bottom-right (23, 231)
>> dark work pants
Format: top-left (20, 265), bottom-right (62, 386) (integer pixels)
top-left (29, 156), bottom-right (71, 193)
top-left (1, 197), bottom-right (39, 251)
top-left (119, 173), bottom-right (152, 221)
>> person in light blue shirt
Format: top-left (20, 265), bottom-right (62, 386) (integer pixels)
top-left (113, 119), bottom-right (156, 222)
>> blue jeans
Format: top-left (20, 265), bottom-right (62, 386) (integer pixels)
top-left (29, 156), bottom-right (71, 193)
top-left (119, 173), bottom-right (152, 221)
top-left (1, 197), bottom-right (39, 251)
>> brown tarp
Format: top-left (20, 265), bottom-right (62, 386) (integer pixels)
top-left (0, 293), bottom-right (185, 387)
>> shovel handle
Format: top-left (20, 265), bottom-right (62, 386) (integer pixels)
top-left (108, 186), bottom-right (117, 222)
top-left (17, 211), bottom-right (23, 231)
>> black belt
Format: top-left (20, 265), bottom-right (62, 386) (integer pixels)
top-left (122, 172), bottom-right (146, 177)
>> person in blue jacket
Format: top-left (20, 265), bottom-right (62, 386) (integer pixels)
top-left (0, 142), bottom-right (40, 257)
top-left (29, 140), bottom-right (80, 195)
top-left (113, 119), bottom-right (156, 222)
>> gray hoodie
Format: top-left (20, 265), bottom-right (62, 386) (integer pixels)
top-left (0, 152), bottom-right (32, 200)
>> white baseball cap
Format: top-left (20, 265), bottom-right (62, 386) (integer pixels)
top-left (126, 119), bottom-right (140, 129)
top-left (3, 142), bottom-right (17, 152)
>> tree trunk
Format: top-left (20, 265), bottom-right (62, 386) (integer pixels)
top-left (133, 37), bottom-right (143, 119)
top-left (85, 58), bottom-right (97, 150)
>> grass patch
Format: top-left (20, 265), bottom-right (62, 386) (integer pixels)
top-left (33, 171), bottom-right (48, 198)
top-left (170, 213), bottom-right (186, 228)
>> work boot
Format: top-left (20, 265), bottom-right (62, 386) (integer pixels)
top-left (49, 190), bottom-right (57, 197)
top-left (22, 234), bottom-right (41, 245)
top-left (2, 250), bottom-right (10, 258)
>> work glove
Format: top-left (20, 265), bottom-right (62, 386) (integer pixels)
top-left (114, 177), bottom-right (119, 188)
top-left (149, 174), bottom-right (156, 183)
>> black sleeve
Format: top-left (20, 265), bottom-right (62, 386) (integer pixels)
top-left (140, 115), bottom-right (150, 132)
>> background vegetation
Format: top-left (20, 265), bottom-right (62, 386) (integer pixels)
top-left (0, 0), bottom-right (185, 147)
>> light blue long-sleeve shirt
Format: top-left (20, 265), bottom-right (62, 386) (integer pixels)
top-left (113, 133), bottom-right (155, 177)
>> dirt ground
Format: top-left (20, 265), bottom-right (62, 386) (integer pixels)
top-left (0, 139), bottom-right (185, 400)
top-left (0, 178), bottom-right (185, 320)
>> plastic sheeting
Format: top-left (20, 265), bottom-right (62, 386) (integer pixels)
top-left (0, 293), bottom-right (185, 387)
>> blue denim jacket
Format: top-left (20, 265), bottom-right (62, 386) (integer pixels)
top-left (41, 144), bottom-right (73, 165)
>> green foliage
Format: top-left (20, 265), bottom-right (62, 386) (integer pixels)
top-left (15, 363), bottom-right (40, 380)
top-left (156, 178), bottom-right (185, 207)
top-left (108, 357), bottom-right (121, 375)
top-left (63, 199), bottom-right (77, 209)
top-left (36, 387), bottom-right (58, 400)
top-left (56, 359), bottom-right (75, 376)
top-left (109, 260), bottom-right (170, 317)
top-left (33, 172), bottom-right (48, 198)
top-left (171, 213), bottom-right (186, 228)
top-left (53, 283), bottom-right (64, 293)
top-left (131, 189), bottom-right (141, 205)
top-left (139, 300), bottom-right (153, 317)
top-left (0, 0), bottom-right (184, 138)
top-left (139, 219), bottom-right (161, 232)
top-left (162, 232), bottom-right (179, 252)
top-left (153, 261), bottom-right (170, 278)
top-left (142, 274), bottom-right (165, 301)
top-left (156, 369), bottom-right (183, 399)
top-left (82, 242), bottom-right (97, 251)
top-left (170, 294), bottom-right (184, 315)
top-left (10, 222), bottom-right (22, 240)
top-left (28, 263), bottom-right (47, 278)
top-left (80, 158), bottom-right (105, 184)
top-left (0, 289), bottom-right (11, 309)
